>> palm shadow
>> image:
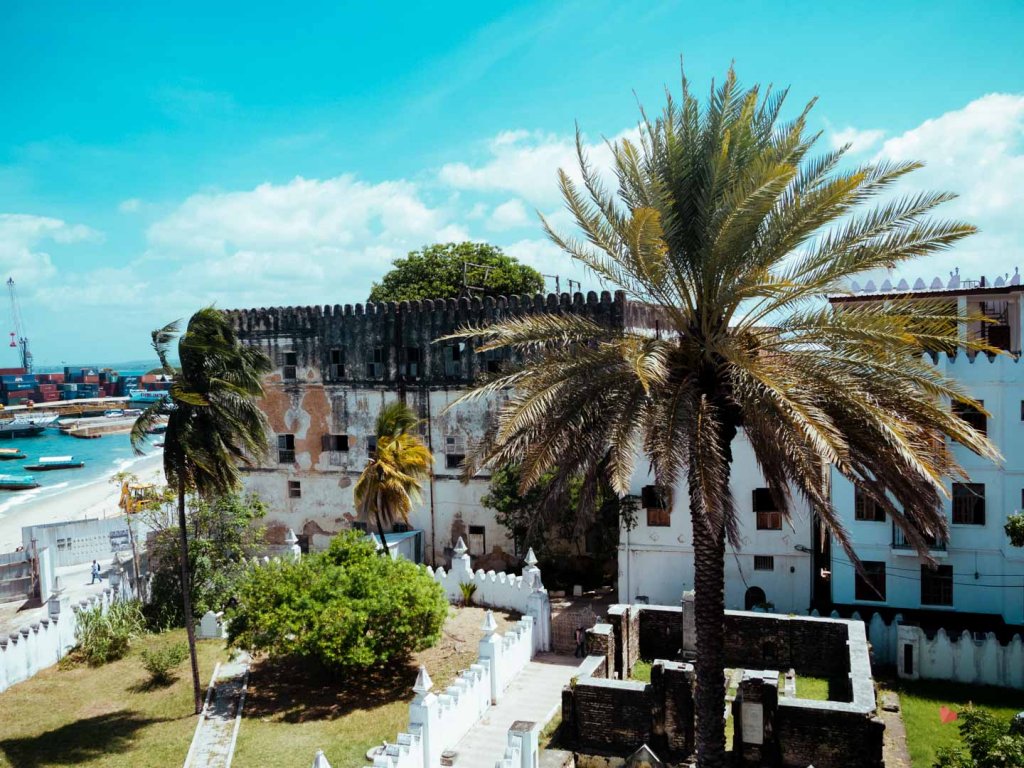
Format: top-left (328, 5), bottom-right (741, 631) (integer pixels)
top-left (0, 710), bottom-right (167, 767)
top-left (242, 656), bottom-right (417, 724)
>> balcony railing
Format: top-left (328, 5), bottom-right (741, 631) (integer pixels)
top-left (892, 525), bottom-right (947, 551)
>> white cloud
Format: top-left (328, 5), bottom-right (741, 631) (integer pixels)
top-left (828, 126), bottom-right (885, 154)
top-left (439, 128), bottom-right (640, 206)
top-left (0, 214), bottom-right (100, 285)
top-left (118, 198), bottom-right (141, 213)
top-left (488, 198), bottom-right (530, 231)
top-left (869, 93), bottom-right (1024, 282)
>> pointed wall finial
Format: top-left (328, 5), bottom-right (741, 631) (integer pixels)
top-left (311, 749), bottom-right (332, 768)
top-left (285, 528), bottom-right (298, 545)
top-left (453, 537), bottom-right (468, 557)
top-left (482, 609), bottom-right (498, 635)
top-left (524, 548), bottom-right (538, 567)
top-left (413, 665), bottom-right (433, 695)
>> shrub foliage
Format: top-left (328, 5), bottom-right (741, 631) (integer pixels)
top-left (74, 599), bottom-right (146, 666)
top-left (934, 706), bottom-right (1024, 767)
top-left (140, 641), bottom-right (189, 686)
top-left (227, 532), bottom-right (448, 670)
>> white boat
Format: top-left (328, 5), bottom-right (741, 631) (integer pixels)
top-left (129, 389), bottom-right (170, 404)
top-left (0, 413), bottom-right (59, 439)
top-left (24, 455), bottom-right (84, 471)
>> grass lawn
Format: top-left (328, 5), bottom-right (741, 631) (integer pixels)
top-left (882, 677), bottom-right (1024, 767)
top-left (231, 606), bottom-right (517, 768)
top-left (794, 675), bottom-right (831, 701)
top-left (0, 630), bottom-right (228, 768)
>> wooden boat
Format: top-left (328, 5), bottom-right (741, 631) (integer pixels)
top-left (0, 448), bottom-right (26, 460)
top-left (0, 474), bottom-right (39, 490)
top-left (23, 455), bottom-right (85, 471)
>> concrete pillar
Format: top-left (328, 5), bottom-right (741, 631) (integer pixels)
top-left (508, 721), bottom-right (540, 768)
top-left (409, 666), bottom-right (441, 768)
top-left (285, 529), bottom-right (302, 561)
top-left (522, 548), bottom-right (541, 590)
top-left (452, 537), bottom-right (473, 581)
top-left (526, 590), bottom-right (551, 653)
top-left (586, 624), bottom-right (616, 678)
top-left (680, 591), bottom-right (696, 655)
top-left (479, 610), bottom-right (503, 703)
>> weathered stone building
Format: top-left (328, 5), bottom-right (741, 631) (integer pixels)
top-left (227, 291), bottom-right (630, 566)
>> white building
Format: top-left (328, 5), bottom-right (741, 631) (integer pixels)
top-left (617, 431), bottom-right (818, 614)
top-left (830, 272), bottom-right (1024, 626)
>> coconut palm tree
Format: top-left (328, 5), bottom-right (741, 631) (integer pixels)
top-left (446, 67), bottom-right (998, 767)
top-left (354, 401), bottom-right (433, 554)
top-left (131, 307), bottom-right (271, 714)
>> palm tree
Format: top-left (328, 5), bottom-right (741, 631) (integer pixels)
top-left (354, 401), bottom-right (433, 555)
top-left (131, 307), bottom-right (271, 714)
top-left (446, 67), bottom-right (998, 768)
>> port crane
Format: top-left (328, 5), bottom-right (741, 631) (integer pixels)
top-left (6, 277), bottom-right (32, 372)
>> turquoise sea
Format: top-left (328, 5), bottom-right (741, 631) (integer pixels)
top-left (0, 429), bottom-right (162, 517)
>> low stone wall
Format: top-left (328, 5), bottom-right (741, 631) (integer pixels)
top-left (898, 624), bottom-right (1024, 689)
top-left (560, 655), bottom-right (695, 762)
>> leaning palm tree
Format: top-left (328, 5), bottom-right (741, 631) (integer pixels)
top-left (131, 307), bottom-right (271, 714)
top-left (446, 67), bottom-right (998, 767)
top-left (354, 401), bottom-right (433, 554)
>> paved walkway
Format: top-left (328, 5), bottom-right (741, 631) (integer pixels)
top-left (451, 654), bottom-right (580, 768)
top-left (184, 652), bottom-right (250, 768)
top-left (880, 691), bottom-right (912, 768)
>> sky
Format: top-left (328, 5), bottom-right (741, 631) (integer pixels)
top-left (1, 1), bottom-right (1023, 365)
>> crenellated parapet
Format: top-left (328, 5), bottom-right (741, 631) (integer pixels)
top-left (841, 267), bottom-right (1022, 297)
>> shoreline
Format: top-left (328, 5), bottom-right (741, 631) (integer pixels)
top-left (0, 453), bottom-right (165, 552)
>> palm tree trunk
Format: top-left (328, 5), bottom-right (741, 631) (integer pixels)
top-left (177, 475), bottom-right (202, 714)
top-left (374, 492), bottom-right (389, 558)
top-left (691, 508), bottom-right (727, 768)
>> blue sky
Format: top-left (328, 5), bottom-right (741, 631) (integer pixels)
top-left (1, 1), bottom-right (1022, 364)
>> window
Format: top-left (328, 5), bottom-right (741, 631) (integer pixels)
top-left (854, 561), bottom-right (886, 601)
top-left (753, 555), bottom-right (775, 571)
top-left (288, 480), bottom-right (301, 499)
top-left (401, 347), bottom-right (421, 379)
top-left (921, 564), bottom-right (953, 606)
top-left (753, 488), bottom-right (782, 530)
top-left (282, 351), bottom-right (297, 381)
top-left (321, 433), bottom-right (349, 452)
top-left (468, 525), bottom-right (486, 556)
top-left (642, 485), bottom-right (671, 527)
top-left (482, 348), bottom-right (505, 374)
top-left (1020, 400), bottom-right (1024, 422)
top-left (952, 399), bottom-right (986, 435)
top-left (444, 343), bottom-right (464, 377)
top-left (277, 434), bottom-right (295, 463)
top-left (366, 347), bottom-right (385, 379)
top-left (445, 434), bottom-right (466, 469)
top-left (329, 348), bottom-right (345, 380)
top-left (952, 482), bottom-right (985, 525)
top-left (854, 488), bottom-right (886, 522)
top-left (367, 436), bottom-right (378, 457)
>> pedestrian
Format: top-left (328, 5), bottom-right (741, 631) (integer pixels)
top-left (574, 626), bottom-right (585, 658)
top-left (90, 560), bottom-right (101, 584)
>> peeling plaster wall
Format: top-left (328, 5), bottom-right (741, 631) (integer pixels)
top-left (226, 291), bottom-right (628, 565)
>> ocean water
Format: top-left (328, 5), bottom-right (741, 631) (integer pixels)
top-left (0, 428), bottom-right (163, 518)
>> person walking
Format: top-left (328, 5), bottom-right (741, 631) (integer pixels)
top-left (90, 560), bottom-right (101, 584)
top-left (574, 626), bottom-right (586, 658)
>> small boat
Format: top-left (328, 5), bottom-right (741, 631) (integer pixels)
top-left (0, 414), bottom-right (59, 439)
top-left (71, 433), bottom-right (102, 439)
top-left (104, 409), bottom-right (125, 418)
top-left (0, 474), bottom-right (39, 490)
top-left (23, 455), bottom-right (85, 471)
top-left (0, 448), bottom-right (26, 460)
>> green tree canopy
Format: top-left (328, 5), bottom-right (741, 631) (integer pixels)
top-left (226, 532), bottom-right (448, 671)
top-left (368, 242), bottom-right (545, 303)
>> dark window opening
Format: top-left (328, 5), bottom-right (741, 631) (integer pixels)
top-left (854, 561), bottom-right (886, 601)
top-left (903, 644), bottom-right (914, 676)
top-left (854, 488), bottom-right (886, 521)
top-left (921, 564), bottom-right (954, 606)
top-left (444, 343), bottom-right (464, 378)
top-left (367, 436), bottom-right (378, 457)
top-left (952, 399), bottom-right (986, 435)
top-left (288, 480), bottom-right (301, 499)
top-left (321, 434), bottom-right (349, 452)
top-left (482, 348), bottom-right (505, 374)
top-left (329, 348), bottom-right (345, 380)
top-left (753, 555), bottom-right (775, 571)
top-left (282, 351), bottom-right (297, 381)
top-left (753, 487), bottom-right (782, 530)
top-left (401, 346), bottom-right (422, 379)
top-left (277, 434), bottom-right (295, 464)
top-left (952, 482), bottom-right (985, 525)
top-left (445, 435), bottom-right (466, 469)
top-left (366, 348), bottom-right (385, 379)
top-left (468, 525), bottom-right (486, 556)
top-left (642, 485), bottom-right (671, 527)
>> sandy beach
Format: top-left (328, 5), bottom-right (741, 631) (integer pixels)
top-left (0, 453), bottom-right (165, 552)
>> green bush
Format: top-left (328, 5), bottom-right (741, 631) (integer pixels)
top-left (1005, 512), bottom-right (1024, 548)
top-left (227, 532), bottom-right (448, 671)
top-left (934, 706), bottom-right (1024, 768)
top-left (459, 581), bottom-right (477, 605)
top-left (74, 599), bottom-right (145, 666)
top-left (140, 641), bottom-right (189, 686)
